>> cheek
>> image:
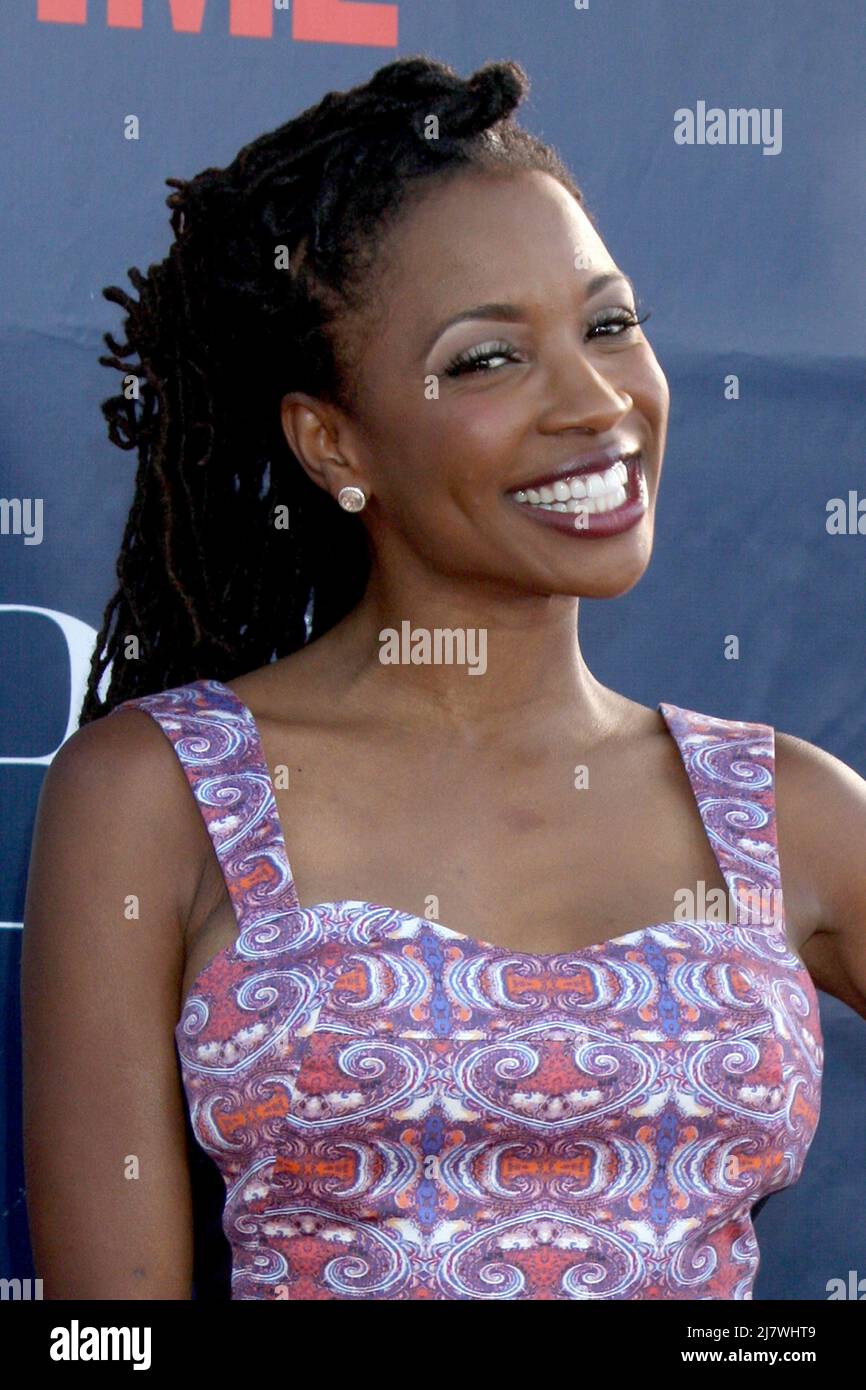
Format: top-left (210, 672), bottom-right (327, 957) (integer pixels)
top-left (433, 388), bottom-right (524, 472)
top-left (371, 386), bottom-right (522, 501)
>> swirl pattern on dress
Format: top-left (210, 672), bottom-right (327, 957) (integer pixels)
top-left (114, 679), bottom-right (823, 1300)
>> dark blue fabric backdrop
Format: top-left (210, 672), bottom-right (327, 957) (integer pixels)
top-left (2, 0), bottom-right (864, 1299)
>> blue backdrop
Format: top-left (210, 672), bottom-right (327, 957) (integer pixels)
top-left (2, 0), bottom-right (864, 1299)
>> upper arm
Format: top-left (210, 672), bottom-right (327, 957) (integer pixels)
top-left (21, 706), bottom-right (207, 1298)
top-left (775, 728), bottom-right (866, 1020)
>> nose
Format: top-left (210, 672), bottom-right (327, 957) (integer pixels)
top-left (538, 350), bottom-right (634, 434)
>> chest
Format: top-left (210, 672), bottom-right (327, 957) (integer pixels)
top-left (195, 721), bottom-right (734, 957)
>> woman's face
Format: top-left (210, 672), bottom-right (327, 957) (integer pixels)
top-left (308, 167), bottom-right (670, 601)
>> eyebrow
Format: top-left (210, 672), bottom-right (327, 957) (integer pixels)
top-left (421, 271), bottom-right (637, 360)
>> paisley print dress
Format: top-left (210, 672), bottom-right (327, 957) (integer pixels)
top-left (114, 679), bottom-right (823, 1300)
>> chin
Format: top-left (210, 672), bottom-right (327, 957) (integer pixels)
top-left (566, 549), bottom-right (653, 599)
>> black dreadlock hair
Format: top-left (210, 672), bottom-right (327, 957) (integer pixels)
top-left (80, 53), bottom-right (589, 724)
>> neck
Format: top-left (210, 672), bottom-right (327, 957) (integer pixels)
top-left (313, 564), bottom-right (629, 746)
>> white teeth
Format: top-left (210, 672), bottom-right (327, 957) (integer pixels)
top-left (512, 456), bottom-right (636, 513)
top-left (522, 481), bottom-right (629, 516)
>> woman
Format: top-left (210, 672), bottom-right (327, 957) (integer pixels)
top-left (21, 55), bottom-right (865, 1301)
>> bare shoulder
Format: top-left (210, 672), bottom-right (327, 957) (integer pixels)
top-left (774, 725), bottom-right (866, 1017)
top-left (45, 703), bottom-right (198, 825)
top-left (773, 725), bottom-right (866, 915)
top-left (48, 701), bottom-right (177, 782)
top-left (37, 704), bottom-right (210, 930)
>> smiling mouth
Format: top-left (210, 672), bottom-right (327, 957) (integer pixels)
top-left (508, 456), bottom-right (636, 516)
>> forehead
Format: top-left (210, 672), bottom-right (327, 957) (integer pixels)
top-left (378, 168), bottom-right (616, 326)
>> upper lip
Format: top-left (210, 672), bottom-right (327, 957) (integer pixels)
top-left (506, 442), bottom-right (642, 494)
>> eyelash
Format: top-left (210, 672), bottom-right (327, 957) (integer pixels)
top-left (442, 306), bottom-right (652, 378)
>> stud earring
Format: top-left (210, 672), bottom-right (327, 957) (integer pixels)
top-left (337, 485), bottom-right (367, 513)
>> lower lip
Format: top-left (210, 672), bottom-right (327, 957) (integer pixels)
top-left (506, 456), bottom-right (648, 539)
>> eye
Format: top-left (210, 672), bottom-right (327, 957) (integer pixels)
top-left (442, 340), bottom-right (523, 378)
top-left (587, 305), bottom-right (652, 338)
top-left (440, 304), bottom-right (653, 379)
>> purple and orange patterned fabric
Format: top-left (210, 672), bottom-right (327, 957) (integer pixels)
top-left (114, 678), bottom-right (823, 1300)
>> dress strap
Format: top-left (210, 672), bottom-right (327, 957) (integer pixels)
top-left (658, 702), bottom-right (785, 935)
top-left (112, 677), bottom-right (301, 928)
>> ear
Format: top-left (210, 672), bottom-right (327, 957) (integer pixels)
top-left (280, 391), bottom-right (366, 499)
top-left (280, 391), bottom-right (337, 491)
